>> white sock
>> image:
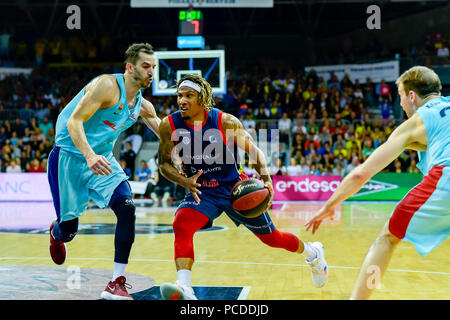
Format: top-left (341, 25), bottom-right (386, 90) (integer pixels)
top-left (301, 241), bottom-right (317, 262)
top-left (177, 269), bottom-right (192, 287)
top-left (112, 262), bottom-right (127, 282)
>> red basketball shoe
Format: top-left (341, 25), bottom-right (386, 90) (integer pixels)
top-left (101, 276), bottom-right (134, 300)
top-left (49, 220), bottom-right (66, 265)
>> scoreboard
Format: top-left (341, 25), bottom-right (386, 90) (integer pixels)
top-left (179, 10), bottom-right (203, 36)
top-left (177, 9), bottom-right (205, 49)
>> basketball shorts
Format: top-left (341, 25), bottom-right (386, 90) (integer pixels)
top-left (47, 146), bottom-right (128, 222)
top-left (177, 180), bottom-right (275, 235)
top-left (388, 165), bottom-right (450, 257)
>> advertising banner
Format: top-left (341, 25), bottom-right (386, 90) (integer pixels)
top-left (131, 0), bottom-right (274, 8)
top-left (305, 60), bottom-right (399, 84)
top-left (273, 173), bottom-right (423, 202)
top-left (348, 172), bottom-right (423, 201)
top-left (0, 173), bottom-right (52, 201)
top-left (273, 175), bottom-right (342, 202)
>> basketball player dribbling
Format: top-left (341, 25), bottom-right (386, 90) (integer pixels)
top-left (306, 66), bottom-right (450, 299)
top-left (157, 74), bottom-right (328, 300)
top-left (47, 43), bottom-right (160, 300)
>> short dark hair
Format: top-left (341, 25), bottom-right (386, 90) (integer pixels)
top-left (124, 43), bottom-right (154, 65)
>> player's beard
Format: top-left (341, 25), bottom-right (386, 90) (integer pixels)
top-left (133, 70), bottom-right (151, 89)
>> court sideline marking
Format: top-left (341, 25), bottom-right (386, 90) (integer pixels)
top-left (0, 257), bottom-right (449, 276)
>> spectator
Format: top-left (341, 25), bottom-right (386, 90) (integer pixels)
top-left (39, 117), bottom-right (54, 137)
top-left (393, 159), bottom-right (403, 173)
top-left (0, 127), bottom-right (7, 146)
top-left (0, 158), bottom-right (6, 173)
top-left (407, 159), bottom-right (420, 173)
top-left (270, 158), bottom-right (285, 176)
top-left (6, 158), bottom-right (21, 173)
top-left (242, 109), bottom-right (256, 131)
top-left (379, 96), bottom-right (392, 127)
top-left (28, 117), bottom-right (40, 134)
top-left (333, 142), bottom-right (348, 158)
top-left (150, 170), bottom-right (173, 208)
top-left (310, 163), bottom-right (321, 175)
top-left (11, 118), bottom-right (25, 137)
top-left (134, 160), bottom-right (152, 182)
top-left (10, 131), bottom-right (18, 147)
top-left (278, 112), bottom-right (291, 144)
top-left (371, 126), bottom-right (385, 148)
top-left (121, 141), bottom-right (137, 180)
top-left (378, 79), bottom-right (391, 100)
top-left (362, 137), bottom-right (375, 160)
top-left (27, 157), bottom-right (46, 172)
top-left (286, 158), bottom-right (301, 176)
top-left (299, 156), bottom-right (310, 175)
top-left (119, 159), bottom-right (132, 177)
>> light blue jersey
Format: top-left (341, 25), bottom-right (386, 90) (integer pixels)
top-left (416, 96), bottom-right (450, 175)
top-left (55, 73), bottom-right (142, 156)
top-left (48, 73), bottom-right (142, 221)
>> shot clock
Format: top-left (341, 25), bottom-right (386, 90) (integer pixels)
top-left (179, 10), bottom-right (204, 36)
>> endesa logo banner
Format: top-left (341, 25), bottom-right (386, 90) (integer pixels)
top-left (273, 176), bottom-right (342, 201)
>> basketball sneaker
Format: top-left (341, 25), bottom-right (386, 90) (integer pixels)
top-left (101, 276), bottom-right (134, 300)
top-left (160, 281), bottom-right (197, 300)
top-left (49, 220), bottom-right (66, 265)
top-left (306, 242), bottom-right (328, 288)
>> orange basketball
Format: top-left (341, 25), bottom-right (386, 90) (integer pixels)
top-left (230, 178), bottom-right (270, 218)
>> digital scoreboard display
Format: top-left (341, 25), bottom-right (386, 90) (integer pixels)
top-left (179, 10), bottom-right (204, 36)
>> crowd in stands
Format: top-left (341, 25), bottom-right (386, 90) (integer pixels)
top-left (1, 42), bottom-right (426, 178)
top-left (0, 28), bottom-right (448, 68)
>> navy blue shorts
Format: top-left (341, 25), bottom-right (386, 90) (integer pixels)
top-left (177, 180), bottom-right (275, 235)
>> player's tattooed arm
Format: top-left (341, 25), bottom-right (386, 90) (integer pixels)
top-left (140, 98), bottom-right (161, 139)
top-left (158, 118), bottom-right (185, 185)
top-left (221, 113), bottom-right (271, 183)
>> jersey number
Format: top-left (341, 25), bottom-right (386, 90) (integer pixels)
top-left (202, 179), bottom-right (218, 188)
top-left (440, 106), bottom-right (450, 118)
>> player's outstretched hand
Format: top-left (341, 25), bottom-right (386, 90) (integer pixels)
top-left (305, 205), bottom-right (335, 234)
top-left (186, 169), bottom-right (203, 204)
top-left (86, 154), bottom-right (113, 175)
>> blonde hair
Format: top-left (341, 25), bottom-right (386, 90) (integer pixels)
top-left (176, 74), bottom-right (215, 110)
top-left (395, 66), bottom-right (441, 99)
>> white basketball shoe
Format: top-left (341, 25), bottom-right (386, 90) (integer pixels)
top-left (306, 242), bottom-right (328, 288)
top-left (160, 280), bottom-right (198, 300)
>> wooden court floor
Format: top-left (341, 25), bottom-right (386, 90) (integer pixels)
top-left (0, 202), bottom-right (448, 300)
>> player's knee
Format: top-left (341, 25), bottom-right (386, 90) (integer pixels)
top-left (112, 197), bottom-right (136, 221)
top-left (112, 197), bottom-right (136, 244)
top-left (172, 209), bottom-right (202, 238)
top-left (382, 221), bottom-right (401, 245)
top-left (59, 218), bottom-right (79, 242)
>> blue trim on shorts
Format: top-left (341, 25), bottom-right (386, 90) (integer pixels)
top-left (48, 146), bottom-right (61, 222)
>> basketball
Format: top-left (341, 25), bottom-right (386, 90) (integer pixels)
top-left (230, 179), bottom-right (270, 218)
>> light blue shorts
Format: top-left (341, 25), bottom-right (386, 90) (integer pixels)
top-left (47, 146), bottom-right (128, 222)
